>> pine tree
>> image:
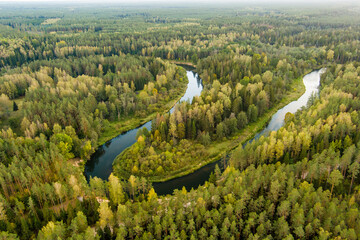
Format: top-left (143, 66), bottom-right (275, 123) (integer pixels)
top-left (13, 101), bottom-right (18, 111)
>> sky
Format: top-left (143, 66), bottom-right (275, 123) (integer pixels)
top-left (0, 0), bottom-right (358, 2)
top-left (0, 0), bottom-right (359, 8)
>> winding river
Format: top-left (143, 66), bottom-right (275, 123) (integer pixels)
top-left (152, 68), bottom-right (325, 195)
top-left (84, 69), bottom-right (203, 181)
top-left (85, 68), bottom-right (324, 196)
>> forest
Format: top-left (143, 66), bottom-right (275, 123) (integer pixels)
top-left (0, 2), bottom-right (360, 239)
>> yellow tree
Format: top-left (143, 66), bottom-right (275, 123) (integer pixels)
top-left (37, 221), bottom-right (66, 240)
top-left (128, 175), bottom-right (137, 199)
top-left (0, 94), bottom-right (11, 118)
top-left (327, 50), bottom-right (334, 61)
top-left (108, 174), bottom-right (124, 205)
top-left (97, 202), bottom-right (114, 230)
top-left (147, 188), bottom-right (158, 202)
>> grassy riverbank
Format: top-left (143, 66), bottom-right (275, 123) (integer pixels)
top-left (169, 60), bottom-right (196, 69)
top-left (149, 73), bottom-right (307, 182)
top-left (97, 78), bottom-right (188, 147)
top-left (96, 62), bottom-right (196, 147)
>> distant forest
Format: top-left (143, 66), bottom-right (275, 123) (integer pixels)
top-left (0, 3), bottom-right (360, 239)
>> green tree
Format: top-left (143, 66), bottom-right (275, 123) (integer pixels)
top-left (275, 217), bottom-right (290, 239)
top-left (247, 104), bottom-right (258, 122)
top-left (12, 101), bottom-right (18, 111)
top-left (237, 111), bottom-right (248, 129)
top-left (216, 123), bottom-right (225, 139)
top-left (178, 123), bottom-right (186, 140)
top-left (348, 162), bottom-right (360, 194)
top-left (81, 140), bottom-right (93, 160)
top-left (70, 211), bottom-right (88, 234)
top-left (0, 232), bottom-right (19, 240)
top-left (52, 133), bottom-right (74, 159)
top-left (199, 132), bottom-right (211, 146)
top-left (327, 170), bottom-right (343, 196)
top-left (0, 94), bottom-right (11, 118)
top-left (37, 221), bottom-right (66, 240)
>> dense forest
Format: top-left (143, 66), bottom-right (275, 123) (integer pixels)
top-left (0, 2), bottom-right (360, 239)
top-left (113, 51), bottom-right (309, 180)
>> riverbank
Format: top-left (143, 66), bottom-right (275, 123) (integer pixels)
top-left (96, 72), bottom-right (189, 147)
top-left (149, 73), bottom-right (307, 182)
top-left (85, 69), bottom-right (203, 181)
top-left (168, 60), bottom-right (196, 69)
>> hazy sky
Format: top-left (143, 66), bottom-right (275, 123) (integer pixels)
top-left (0, 0), bottom-right (359, 8)
top-left (0, 0), bottom-right (357, 2)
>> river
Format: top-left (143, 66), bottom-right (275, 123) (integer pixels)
top-left (84, 69), bottom-right (203, 181)
top-left (152, 68), bottom-right (325, 195)
top-left (85, 68), bottom-right (324, 196)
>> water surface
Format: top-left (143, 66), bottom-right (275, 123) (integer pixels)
top-left (250, 69), bottom-right (325, 142)
top-left (84, 70), bottom-right (203, 180)
top-left (153, 69), bottom-right (325, 195)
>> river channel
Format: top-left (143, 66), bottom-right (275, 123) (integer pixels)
top-left (84, 69), bottom-right (203, 181)
top-left (85, 68), bottom-right (324, 196)
top-left (152, 68), bottom-right (325, 195)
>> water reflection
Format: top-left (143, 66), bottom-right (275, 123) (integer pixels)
top-left (153, 69), bottom-right (325, 195)
top-left (84, 70), bottom-right (203, 181)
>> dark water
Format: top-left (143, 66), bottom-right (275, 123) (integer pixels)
top-left (153, 69), bottom-right (325, 195)
top-left (84, 70), bottom-right (203, 181)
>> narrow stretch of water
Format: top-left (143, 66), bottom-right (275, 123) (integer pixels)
top-left (153, 68), bottom-right (325, 195)
top-left (249, 68), bottom-right (326, 143)
top-left (84, 70), bottom-right (203, 181)
top-left (85, 68), bottom-right (324, 196)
